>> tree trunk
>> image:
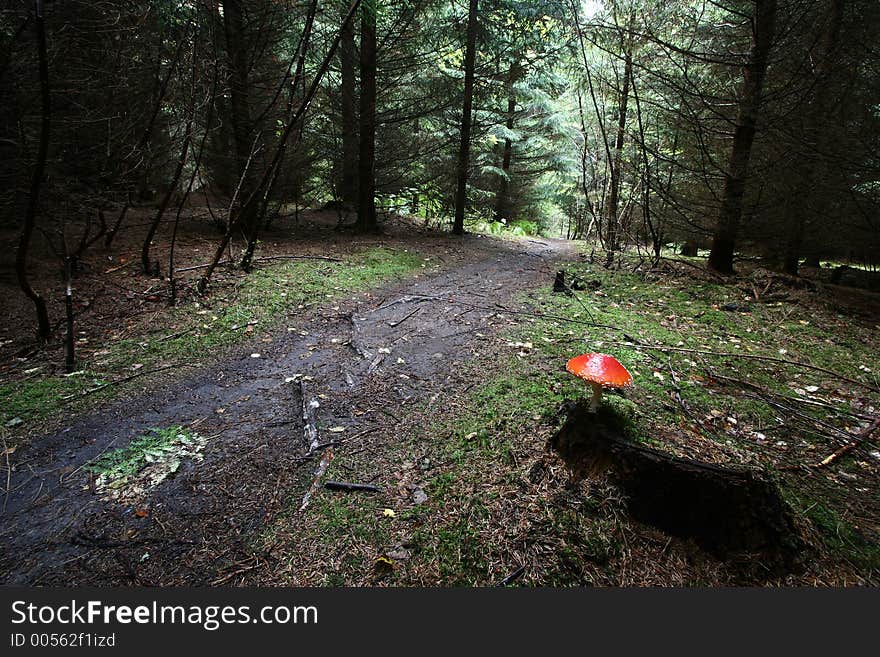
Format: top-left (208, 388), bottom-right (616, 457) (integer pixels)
top-left (356, 0), bottom-right (378, 232)
top-left (340, 14), bottom-right (358, 207)
top-left (62, 251), bottom-right (75, 373)
top-left (16, 0), bottom-right (52, 342)
top-left (142, 121), bottom-right (192, 275)
top-left (493, 86), bottom-right (516, 222)
top-left (604, 52), bottom-right (632, 260)
top-left (221, 0), bottom-right (259, 240)
top-left (452, 0), bottom-right (478, 236)
top-left (708, 0), bottom-right (777, 275)
top-left (782, 0), bottom-right (844, 276)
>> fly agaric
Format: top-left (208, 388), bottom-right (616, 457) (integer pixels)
top-left (566, 353), bottom-right (633, 412)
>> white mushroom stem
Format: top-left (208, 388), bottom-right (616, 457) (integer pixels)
top-left (589, 382), bottom-right (603, 412)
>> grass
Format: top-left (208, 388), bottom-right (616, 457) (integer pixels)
top-left (804, 503), bottom-right (880, 573)
top-left (1, 247), bottom-right (424, 432)
top-left (365, 253), bottom-right (880, 585)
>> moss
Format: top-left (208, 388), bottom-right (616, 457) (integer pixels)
top-left (804, 503), bottom-right (880, 573)
top-left (0, 374), bottom-right (108, 427)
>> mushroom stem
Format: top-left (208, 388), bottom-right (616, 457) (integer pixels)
top-left (589, 382), bottom-right (603, 412)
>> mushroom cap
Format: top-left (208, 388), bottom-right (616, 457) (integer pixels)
top-left (566, 353), bottom-right (633, 388)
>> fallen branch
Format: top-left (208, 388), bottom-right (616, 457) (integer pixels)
top-left (659, 256), bottom-right (726, 281)
top-left (349, 315), bottom-right (372, 359)
top-left (814, 418), bottom-right (880, 469)
top-left (708, 372), bottom-right (857, 444)
top-left (497, 565), bottom-right (526, 587)
top-left (250, 254), bottom-right (341, 264)
top-left (387, 306), bottom-right (421, 328)
top-left (324, 480), bottom-right (382, 493)
top-left (176, 254), bottom-right (340, 273)
top-left (709, 373), bottom-right (873, 420)
top-left (103, 259), bottom-right (136, 275)
top-left (366, 352), bottom-right (385, 375)
top-left (210, 559), bottom-right (264, 586)
top-left (157, 326), bottom-right (196, 342)
top-left (373, 294), bottom-right (438, 312)
top-left (299, 447), bottom-right (334, 511)
top-left (299, 379), bottom-right (320, 453)
top-left (60, 364), bottom-right (187, 403)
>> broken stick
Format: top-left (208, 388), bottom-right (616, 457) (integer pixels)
top-left (324, 481), bottom-right (382, 493)
top-left (299, 379), bottom-right (320, 453)
top-left (814, 418), bottom-right (880, 468)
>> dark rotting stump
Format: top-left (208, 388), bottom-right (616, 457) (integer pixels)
top-left (553, 270), bottom-right (568, 293)
top-left (548, 401), bottom-right (806, 570)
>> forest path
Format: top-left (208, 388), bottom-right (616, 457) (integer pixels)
top-left (0, 235), bottom-right (575, 585)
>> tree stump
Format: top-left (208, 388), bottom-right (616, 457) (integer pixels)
top-left (549, 401), bottom-right (805, 566)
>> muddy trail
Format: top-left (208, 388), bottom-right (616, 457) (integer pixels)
top-left (0, 236), bottom-right (572, 585)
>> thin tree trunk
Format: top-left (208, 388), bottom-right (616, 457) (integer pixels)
top-left (356, 0), bottom-right (378, 232)
top-left (493, 78), bottom-right (516, 222)
top-left (221, 0), bottom-right (259, 241)
top-left (631, 70), bottom-right (660, 264)
top-left (141, 121), bottom-right (192, 276)
top-left (340, 13), bottom-right (358, 206)
top-left (16, 0), bottom-right (51, 341)
top-left (604, 52), bottom-right (632, 263)
top-left (452, 0), bottom-right (478, 235)
top-left (61, 235), bottom-right (75, 373)
top-left (708, 0), bottom-right (777, 275)
top-left (104, 193), bottom-right (131, 249)
top-left (782, 0), bottom-right (844, 275)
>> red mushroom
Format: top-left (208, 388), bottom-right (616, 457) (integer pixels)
top-left (566, 353), bottom-right (633, 412)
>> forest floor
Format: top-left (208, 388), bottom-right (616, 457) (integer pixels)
top-left (1, 209), bottom-right (878, 586)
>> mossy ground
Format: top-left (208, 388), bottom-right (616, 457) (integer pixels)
top-left (262, 251), bottom-right (879, 586)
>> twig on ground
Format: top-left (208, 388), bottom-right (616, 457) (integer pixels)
top-left (497, 565), bottom-right (526, 586)
top-left (60, 363), bottom-right (188, 403)
top-left (324, 480), bottom-right (382, 493)
top-left (659, 256), bottom-right (726, 281)
top-left (176, 254), bottom-right (340, 273)
top-left (157, 326), bottom-right (196, 342)
top-left (813, 418), bottom-right (880, 469)
top-left (374, 295), bottom-right (438, 312)
top-left (367, 352), bottom-right (385, 375)
top-left (709, 372), bottom-right (873, 419)
top-left (387, 306), bottom-right (421, 328)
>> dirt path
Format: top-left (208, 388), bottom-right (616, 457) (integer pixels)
top-left (0, 235), bottom-right (573, 585)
